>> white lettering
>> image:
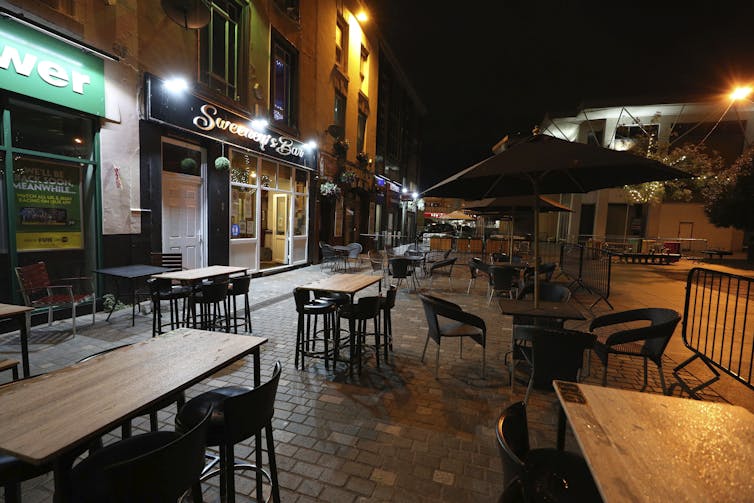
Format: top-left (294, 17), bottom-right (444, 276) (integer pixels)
top-left (71, 71), bottom-right (90, 94)
top-left (37, 60), bottom-right (69, 87)
top-left (190, 104), bottom-right (305, 158)
top-left (0, 45), bottom-right (36, 76)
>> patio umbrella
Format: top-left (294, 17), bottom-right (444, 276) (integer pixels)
top-left (423, 133), bottom-right (691, 306)
top-left (464, 195), bottom-right (572, 264)
top-left (440, 209), bottom-right (475, 220)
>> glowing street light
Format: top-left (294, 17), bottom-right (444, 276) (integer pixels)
top-left (730, 86), bottom-right (753, 101)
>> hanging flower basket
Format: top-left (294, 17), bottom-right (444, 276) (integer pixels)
top-left (339, 170), bottom-right (357, 185)
top-left (320, 180), bottom-right (341, 198)
top-left (180, 158), bottom-right (197, 173)
top-left (214, 156), bottom-right (231, 171)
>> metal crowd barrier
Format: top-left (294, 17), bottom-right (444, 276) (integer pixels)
top-left (558, 243), bottom-right (613, 310)
top-left (673, 267), bottom-right (754, 397)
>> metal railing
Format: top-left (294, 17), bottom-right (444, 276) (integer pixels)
top-left (578, 235), bottom-right (709, 255)
top-left (673, 267), bottom-right (754, 397)
top-left (559, 243), bottom-right (614, 310)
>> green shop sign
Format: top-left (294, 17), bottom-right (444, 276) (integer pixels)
top-left (0, 17), bottom-right (105, 117)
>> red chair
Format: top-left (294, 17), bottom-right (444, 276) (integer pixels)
top-left (14, 261), bottom-right (95, 335)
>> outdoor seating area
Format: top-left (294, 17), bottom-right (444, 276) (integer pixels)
top-left (0, 256), bottom-right (751, 502)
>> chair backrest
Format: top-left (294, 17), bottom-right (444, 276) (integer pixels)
top-left (222, 361), bottom-right (282, 443)
top-left (197, 281), bottom-right (229, 303)
top-left (443, 249), bottom-right (453, 260)
top-left (430, 257), bottom-right (456, 274)
top-left (346, 242), bottom-right (363, 258)
top-left (390, 257), bottom-right (412, 279)
top-left (341, 296), bottom-right (381, 320)
top-left (320, 243), bottom-right (338, 260)
top-left (368, 249), bottom-right (384, 271)
top-left (517, 281), bottom-right (571, 302)
top-left (419, 293), bottom-right (462, 344)
top-left (468, 260), bottom-right (478, 279)
top-left (496, 401), bottom-right (529, 489)
top-left (229, 275), bottom-right (251, 295)
top-left (292, 288), bottom-right (312, 312)
top-left (491, 252), bottom-right (508, 263)
top-left (15, 262), bottom-right (51, 304)
top-left (531, 328), bottom-right (596, 391)
top-left (383, 285), bottom-right (397, 310)
top-left (101, 406), bottom-right (212, 502)
top-left (592, 307), bottom-right (681, 359)
top-left (489, 266), bottom-right (519, 291)
top-left (151, 252), bottom-right (183, 270)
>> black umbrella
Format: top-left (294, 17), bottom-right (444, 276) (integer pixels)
top-left (423, 133), bottom-right (691, 306)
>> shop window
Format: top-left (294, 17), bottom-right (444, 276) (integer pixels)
top-left (162, 141), bottom-right (202, 176)
top-left (229, 150), bottom-right (257, 185)
top-left (356, 112), bottom-right (367, 153)
top-left (335, 16), bottom-right (348, 70)
top-left (199, 1), bottom-right (242, 101)
top-left (260, 159), bottom-right (276, 188)
top-left (278, 164), bottom-right (291, 191)
top-left (293, 194), bottom-right (306, 236)
top-left (230, 185), bottom-right (256, 239)
top-left (271, 33), bottom-right (298, 130)
top-left (294, 169), bottom-right (308, 193)
top-left (334, 91), bottom-right (346, 132)
top-left (10, 100), bottom-right (93, 159)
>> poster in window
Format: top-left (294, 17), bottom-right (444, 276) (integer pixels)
top-left (14, 162), bottom-right (83, 251)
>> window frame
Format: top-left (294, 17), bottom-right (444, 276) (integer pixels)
top-left (270, 32), bottom-right (299, 132)
top-left (198, 1), bottom-right (244, 102)
top-left (335, 15), bottom-right (348, 71)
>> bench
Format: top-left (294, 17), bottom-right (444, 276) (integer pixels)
top-left (619, 252), bottom-right (681, 265)
top-left (701, 249), bottom-right (733, 262)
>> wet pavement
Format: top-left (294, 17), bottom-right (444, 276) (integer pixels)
top-left (1, 254), bottom-right (752, 502)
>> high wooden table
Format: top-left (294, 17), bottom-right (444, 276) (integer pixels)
top-left (553, 381), bottom-right (754, 502)
top-left (151, 265), bottom-right (249, 285)
top-left (299, 273), bottom-right (382, 301)
top-left (0, 328), bottom-right (266, 502)
top-left (0, 303), bottom-right (33, 377)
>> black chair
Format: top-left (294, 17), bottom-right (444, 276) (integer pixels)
top-left (389, 257), bottom-right (417, 291)
top-left (466, 258), bottom-right (482, 294)
top-left (428, 257), bottom-right (457, 290)
top-left (227, 275), bottom-right (252, 333)
top-left (506, 282), bottom-right (573, 391)
top-left (488, 265), bottom-right (520, 304)
top-left (345, 242), bottom-right (363, 270)
top-left (68, 406), bottom-right (212, 503)
top-left (589, 308), bottom-right (681, 394)
top-left (338, 296), bottom-right (382, 375)
top-left (293, 288), bottom-right (338, 370)
top-left (192, 281), bottom-right (230, 332)
top-left (176, 362), bottom-right (282, 503)
top-left (147, 277), bottom-right (191, 337)
top-left (419, 293), bottom-right (486, 378)
top-left (491, 252), bottom-right (509, 263)
top-left (150, 252), bottom-right (184, 270)
top-left (368, 249), bottom-right (387, 276)
top-left (379, 285), bottom-right (398, 363)
top-left (524, 328), bottom-right (596, 404)
top-left (496, 401), bottom-right (601, 503)
top-left (319, 242), bottom-right (343, 272)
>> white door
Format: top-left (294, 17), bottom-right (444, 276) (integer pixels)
top-left (272, 193), bottom-right (288, 264)
top-left (163, 171), bottom-right (204, 269)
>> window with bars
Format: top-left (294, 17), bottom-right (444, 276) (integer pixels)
top-left (199, 1), bottom-right (242, 101)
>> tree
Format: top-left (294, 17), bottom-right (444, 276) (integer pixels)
top-left (705, 145), bottom-right (754, 261)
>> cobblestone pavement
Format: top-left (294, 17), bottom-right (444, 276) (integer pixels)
top-left (0, 255), bottom-right (751, 502)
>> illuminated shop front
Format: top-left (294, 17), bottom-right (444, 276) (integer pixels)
top-left (0, 16), bottom-right (105, 303)
top-left (145, 75), bottom-right (316, 273)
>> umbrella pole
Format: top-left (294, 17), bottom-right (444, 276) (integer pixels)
top-left (533, 184), bottom-right (540, 308)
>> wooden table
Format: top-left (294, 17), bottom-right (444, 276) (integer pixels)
top-left (0, 303), bottom-right (33, 378)
top-left (299, 273), bottom-right (382, 301)
top-left (553, 381), bottom-right (754, 502)
top-left (702, 249), bottom-right (733, 262)
top-left (0, 328), bottom-right (266, 502)
top-left (94, 264), bottom-right (176, 325)
top-left (151, 265), bottom-right (249, 285)
top-left (498, 299), bottom-right (586, 322)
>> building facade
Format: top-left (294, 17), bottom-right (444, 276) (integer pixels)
top-left (540, 98), bottom-right (750, 252)
top-left (0, 0), bottom-right (422, 305)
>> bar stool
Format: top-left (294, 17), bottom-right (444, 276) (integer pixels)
top-left (147, 278), bottom-right (190, 337)
top-left (227, 275), bottom-right (252, 333)
top-left (378, 285), bottom-right (397, 363)
top-left (192, 281), bottom-right (230, 332)
top-left (293, 288), bottom-right (339, 370)
top-left (338, 296), bottom-right (381, 375)
top-left (175, 361), bottom-right (282, 503)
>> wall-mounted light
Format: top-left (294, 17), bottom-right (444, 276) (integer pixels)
top-left (164, 77), bottom-right (189, 93)
top-left (355, 11), bottom-right (368, 23)
top-left (305, 140), bottom-right (318, 151)
top-left (401, 187), bottom-right (408, 194)
top-left (250, 118), bottom-right (268, 131)
top-left (73, 137), bottom-right (83, 144)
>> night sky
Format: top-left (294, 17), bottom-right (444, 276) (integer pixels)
top-left (371, 1), bottom-right (754, 189)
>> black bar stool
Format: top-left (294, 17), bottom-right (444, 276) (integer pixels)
top-left (147, 278), bottom-right (191, 337)
top-left (293, 288), bottom-right (339, 370)
top-left (227, 275), bottom-right (252, 333)
top-left (338, 296), bottom-right (381, 376)
top-left (192, 281), bottom-right (230, 332)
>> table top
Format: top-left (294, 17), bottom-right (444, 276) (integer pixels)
top-left (93, 264), bottom-right (175, 279)
top-left (152, 265), bottom-right (248, 283)
top-left (300, 274), bottom-right (382, 295)
top-left (553, 381), bottom-right (754, 502)
top-left (0, 303), bottom-right (33, 318)
top-left (498, 299), bottom-right (585, 320)
top-left (0, 328), bottom-right (266, 465)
